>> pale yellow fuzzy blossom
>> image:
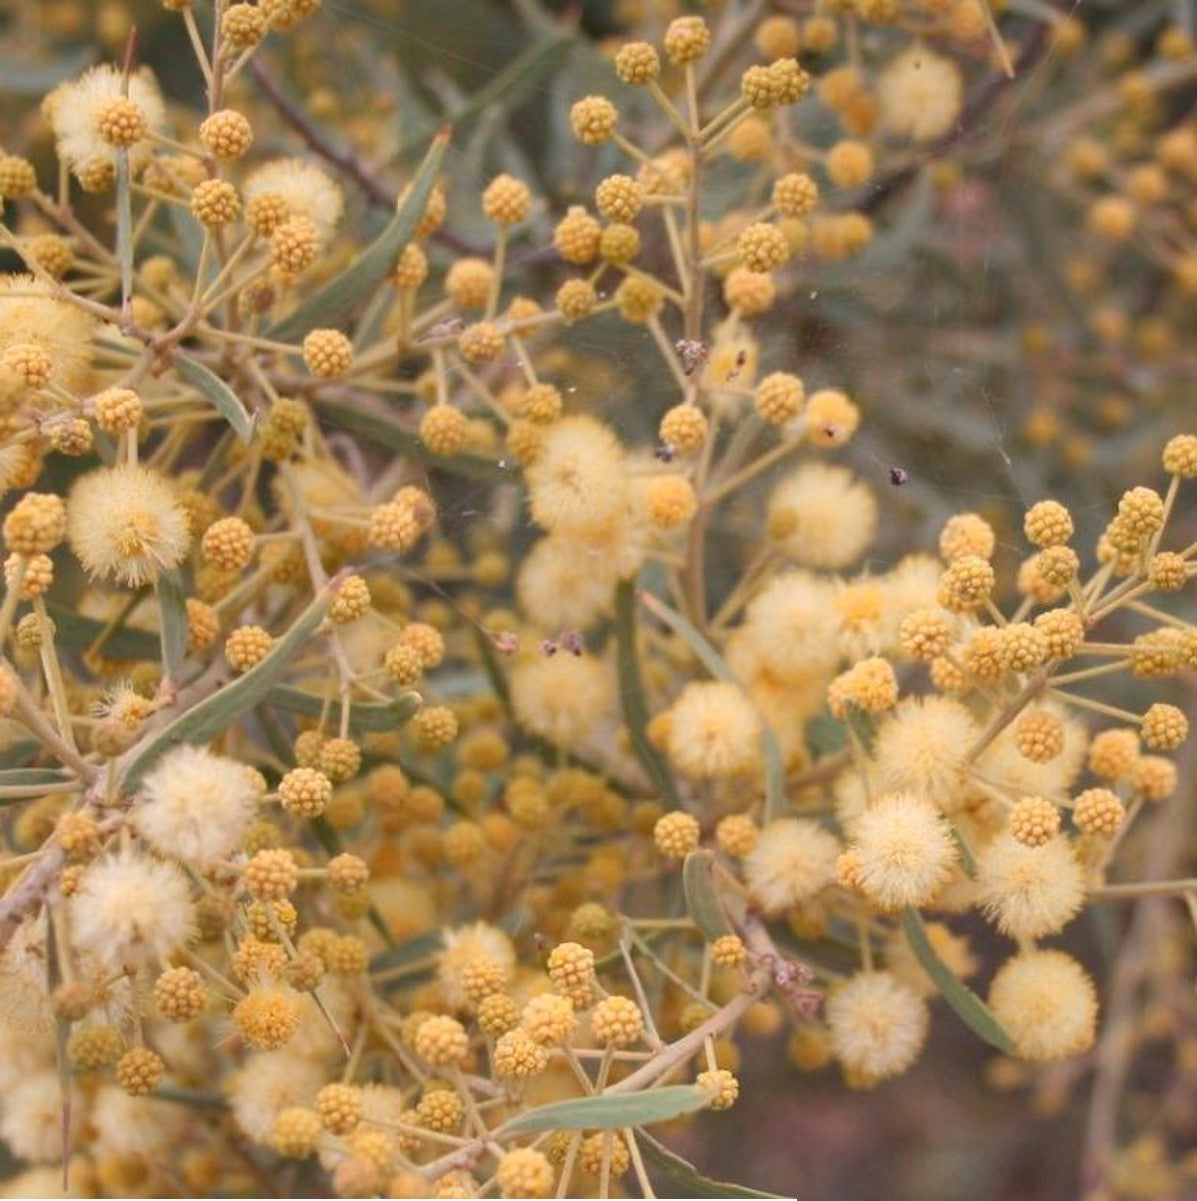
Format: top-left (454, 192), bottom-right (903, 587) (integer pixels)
top-left (67, 464), bottom-right (191, 587)
top-left (46, 65), bottom-right (165, 179)
top-left (70, 850), bottom-right (194, 970)
top-left (666, 680), bottom-right (762, 779)
top-left (133, 744), bottom-right (260, 870)
top-left (243, 158), bottom-right (345, 242)
top-left (826, 971), bottom-right (929, 1083)
top-left (877, 46), bottom-right (964, 142)
top-left (743, 819), bottom-right (839, 913)
top-left (766, 463), bottom-right (877, 569)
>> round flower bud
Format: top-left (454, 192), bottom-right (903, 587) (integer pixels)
top-left (553, 206), bottom-right (601, 264)
top-left (659, 403), bottom-right (708, 453)
top-left (1024, 500), bottom-right (1074, 548)
top-left (1072, 787), bottom-right (1124, 836)
top-left (225, 625), bottom-right (273, 672)
top-left (482, 174), bottom-right (531, 225)
top-left (302, 329), bottom-right (354, 378)
top-left (737, 222), bottom-right (790, 272)
top-left (191, 178), bottom-right (240, 227)
top-left (413, 1014), bottom-right (469, 1067)
top-left (115, 1047), bottom-right (164, 1096)
top-left (199, 109), bottom-right (253, 159)
top-left (1008, 796), bottom-right (1061, 847)
top-left (1161, 433), bottom-right (1197, 477)
top-left (591, 995), bottom-right (644, 1047)
top-left (497, 1149), bottom-right (553, 1199)
top-left (664, 15), bottom-right (711, 63)
top-left (420, 406), bottom-right (468, 456)
top-left (754, 372), bottom-right (804, 424)
top-left (653, 810), bottom-right (700, 858)
top-left (1141, 703), bottom-right (1187, 751)
top-left (570, 96), bottom-right (618, 145)
top-left (697, 1068), bottom-right (739, 1110)
top-left (279, 767), bottom-right (332, 819)
top-left (94, 96), bottom-right (146, 148)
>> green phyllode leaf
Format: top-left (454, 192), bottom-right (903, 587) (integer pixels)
top-left (900, 908), bottom-right (1014, 1053)
top-left (175, 354), bottom-right (256, 442)
top-left (615, 579), bottom-right (681, 808)
top-left (682, 850), bottom-right (733, 941)
top-left (267, 129), bottom-right (450, 342)
top-left (637, 1132), bottom-right (791, 1199)
top-left (497, 1085), bottom-right (712, 1136)
top-left (118, 584), bottom-right (335, 788)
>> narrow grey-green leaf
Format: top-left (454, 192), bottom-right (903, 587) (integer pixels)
top-left (900, 908), bottom-right (1013, 1053)
top-left (115, 150), bottom-right (133, 309)
top-left (949, 822), bottom-right (978, 878)
top-left (368, 929), bottom-right (443, 977)
top-left (119, 586), bottom-right (333, 787)
top-left (636, 1132), bottom-right (790, 1199)
top-left (615, 579), bottom-right (680, 806)
top-left (498, 1086), bottom-right (710, 1136)
top-left (175, 354), bottom-right (255, 442)
top-left (267, 129), bottom-right (450, 342)
top-left (157, 568), bottom-right (188, 681)
top-left (682, 851), bottom-right (732, 942)
top-left (395, 34), bottom-right (571, 159)
top-left (266, 685), bottom-right (420, 733)
top-left (311, 394), bottom-right (508, 481)
top-left (0, 768), bottom-right (76, 788)
top-left (639, 591), bottom-right (786, 822)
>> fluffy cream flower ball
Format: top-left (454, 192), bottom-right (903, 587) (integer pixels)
top-left (877, 46), bottom-right (964, 143)
top-left (134, 744), bottom-right (260, 869)
top-left (68, 464), bottom-right (191, 587)
top-left (666, 680), bottom-right (762, 779)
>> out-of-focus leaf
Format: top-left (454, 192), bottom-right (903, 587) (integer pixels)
top-left (682, 851), bottom-right (732, 941)
top-left (637, 1132), bottom-right (790, 1199)
top-left (395, 34), bottom-right (572, 159)
top-left (311, 394), bottom-right (509, 482)
top-left (175, 354), bottom-right (255, 442)
top-left (266, 685), bottom-right (420, 733)
top-left (267, 129), bottom-right (450, 342)
top-left (44, 604), bottom-right (158, 659)
top-left (167, 206), bottom-right (205, 277)
top-left (901, 908), bottom-right (1013, 1053)
top-left (615, 579), bottom-right (680, 807)
top-left (498, 1086), bottom-right (711, 1136)
top-left (157, 568), bottom-right (188, 680)
top-left (119, 586), bottom-right (333, 787)
top-left (639, 591), bottom-right (786, 821)
top-left (368, 929), bottom-right (443, 976)
top-left (0, 46), bottom-right (97, 94)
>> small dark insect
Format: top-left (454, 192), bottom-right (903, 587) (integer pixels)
top-left (558, 629), bottom-right (585, 656)
top-left (889, 466), bottom-right (909, 487)
top-left (674, 338), bottom-right (708, 375)
top-left (540, 638), bottom-right (558, 657)
top-left (726, 348), bottom-right (749, 381)
top-left (654, 443), bottom-right (676, 463)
